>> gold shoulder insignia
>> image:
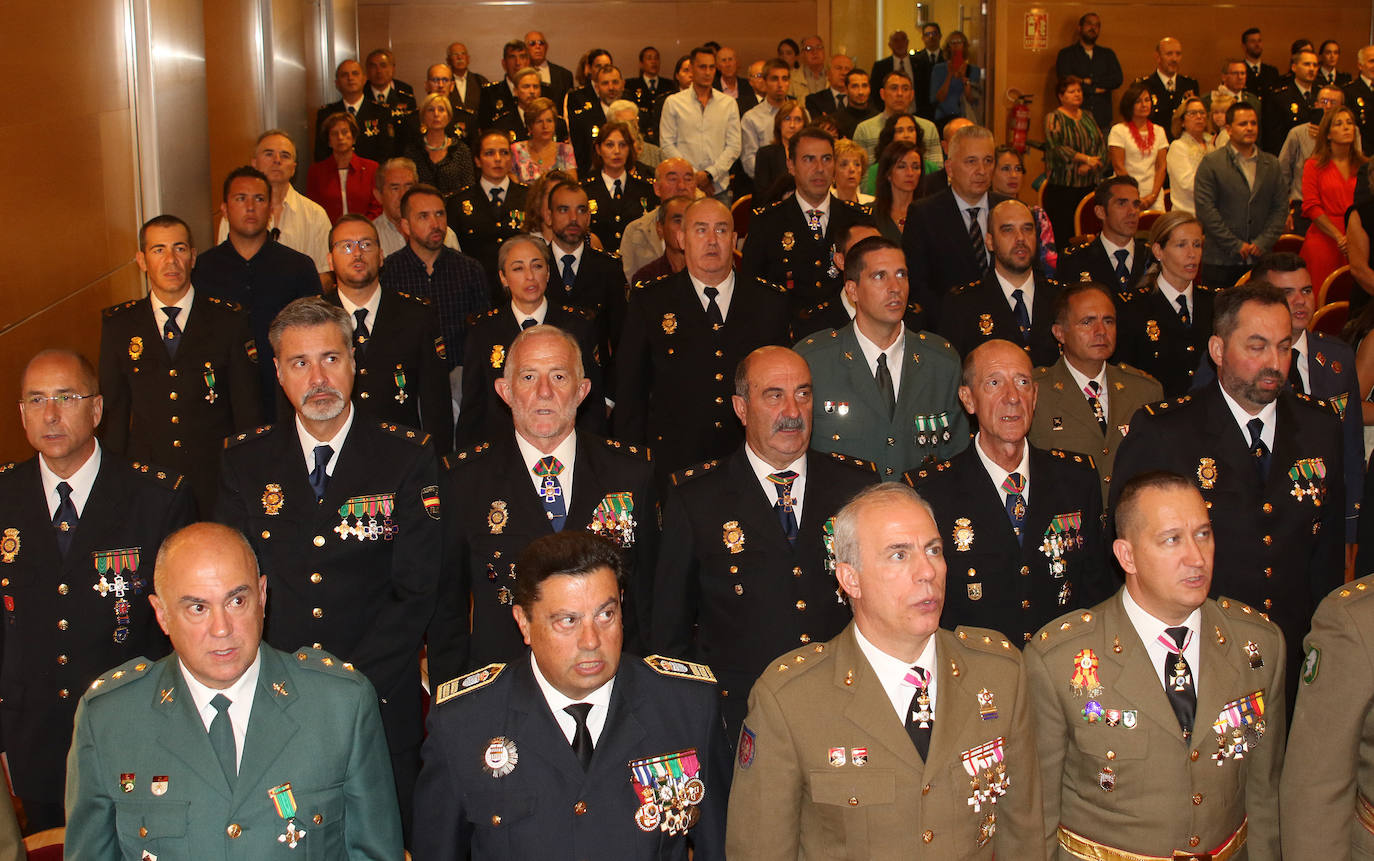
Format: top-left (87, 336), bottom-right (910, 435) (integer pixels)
top-left (828, 451), bottom-right (877, 472)
top-left (1337, 580), bottom-right (1374, 600)
top-left (87, 656), bottom-right (154, 696)
top-left (643, 655), bottom-right (717, 683)
top-left (435, 663), bottom-right (506, 704)
top-left (0, 462), bottom-right (14, 473)
top-left (954, 626), bottom-right (1017, 654)
top-left (670, 460), bottom-right (718, 485)
top-left (447, 441), bottom-right (492, 467)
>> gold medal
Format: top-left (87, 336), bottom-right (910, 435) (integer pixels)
top-left (661, 313), bottom-right (678, 335)
top-left (781, 231), bottom-right (795, 251)
top-left (128, 337), bottom-right (144, 361)
top-left (952, 517), bottom-right (975, 551)
top-left (588, 198), bottom-right (599, 215)
top-left (1145, 319), bottom-right (1160, 341)
top-left (488, 500), bottom-right (509, 534)
top-left (0, 528), bottom-right (18, 563)
top-left (722, 521), bottom-right (745, 553)
top-left (978, 314), bottom-right (994, 335)
top-left (261, 484), bottom-right (284, 515)
top-left (1196, 457), bottom-right (1218, 490)
top-left (490, 344), bottom-right (505, 369)
top-left (462, 199), bottom-right (474, 216)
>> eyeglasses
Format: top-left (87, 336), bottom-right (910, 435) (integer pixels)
top-left (331, 239), bottom-right (376, 254)
top-left (1184, 109), bottom-right (1206, 116)
top-left (428, 76), bottom-right (452, 84)
top-left (803, 45), bottom-right (822, 52)
top-left (527, 39), bottom-right (547, 46)
top-left (19, 394), bottom-right (96, 411)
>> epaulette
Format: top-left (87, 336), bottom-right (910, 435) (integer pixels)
top-left (289, 646), bottom-right (363, 679)
top-left (1034, 608), bottom-right (1102, 644)
top-left (1116, 362), bottom-right (1157, 382)
top-left (833, 196), bottom-right (867, 214)
top-left (395, 290), bottom-right (430, 306)
top-left (911, 457), bottom-right (953, 483)
top-left (953, 626), bottom-right (1019, 658)
top-left (479, 307), bottom-right (503, 320)
top-left (128, 461), bottom-right (186, 491)
top-left (799, 301), bottom-right (830, 319)
top-left (562, 304), bottom-right (595, 321)
top-left (1117, 289), bottom-right (1135, 303)
top-left (1142, 395), bottom-right (1192, 416)
top-left (85, 656), bottom-right (155, 698)
top-left (769, 642), bottom-right (830, 678)
top-left (1048, 448), bottom-right (1097, 471)
top-left (631, 273), bottom-right (670, 291)
top-left (203, 295), bottom-right (243, 312)
top-left (827, 451), bottom-right (878, 473)
top-left (601, 436), bottom-right (651, 461)
top-left (1033, 365), bottom-right (1051, 378)
top-left (572, 100), bottom-right (594, 115)
top-left (434, 663), bottom-right (506, 704)
top-left (376, 421), bottom-right (430, 447)
top-left (907, 300), bottom-right (924, 316)
top-left (1065, 237), bottom-right (1094, 253)
top-left (1216, 596), bottom-right (1275, 626)
top-left (1292, 390), bottom-right (1341, 417)
top-left (643, 655), bottom-right (716, 683)
top-left (670, 459), bottom-right (720, 486)
top-left (756, 275), bottom-right (788, 294)
top-left (1195, 283), bottom-right (1214, 293)
top-left (0, 462), bottom-right (15, 474)
top-left (1332, 579), bottom-right (1374, 603)
top-left (102, 298), bottom-right (142, 318)
top-left (1132, 284), bottom-right (1154, 297)
top-left (226, 424), bottom-right (273, 448)
top-left (443, 441), bottom-right (492, 469)
top-left (949, 279), bottom-right (978, 295)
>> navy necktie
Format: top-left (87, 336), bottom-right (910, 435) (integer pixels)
top-left (1011, 288), bottom-right (1031, 343)
top-left (1176, 294), bottom-right (1190, 327)
top-left (1247, 418), bottom-right (1270, 482)
top-left (535, 456), bottom-right (567, 531)
top-left (521, 317), bottom-right (537, 330)
top-left (613, 178), bottom-right (623, 200)
top-left (309, 444), bottom-right (333, 501)
top-left (491, 186), bottom-right (503, 206)
top-left (353, 308), bottom-right (370, 358)
top-left (162, 307), bottom-right (182, 359)
top-left (704, 286), bottom-right (724, 328)
top-left (768, 470), bottom-right (800, 545)
top-left (1113, 249), bottom-right (1131, 287)
top-left (53, 481), bottom-right (77, 555)
top-left (561, 254), bottom-right (576, 290)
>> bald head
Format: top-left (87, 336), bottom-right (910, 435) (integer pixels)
top-left (154, 523), bottom-right (259, 598)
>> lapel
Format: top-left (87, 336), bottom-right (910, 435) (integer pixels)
top-left (1305, 334), bottom-right (1339, 399)
top-left (1098, 593), bottom-right (1191, 739)
top-left (231, 647), bottom-right (301, 810)
top-left (959, 446), bottom-right (1020, 544)
top-left (1102, 363), bottom-right (1134, 427)
top-left (1263, 395), bottom-right (1300, 493)
top-left (832, 625), bottom-right (924, 772)
top-left (509, 657), bottom-right (596, 786)
top-left (723, 447), bottom-right (793, 551)
top-left (836, 325), bottom-right (889, 418)
top-left (1046, 359), bottom-right (1101, 433)
top-left (149, 657), bottom-right (234, 798)
top-left (65, 454), bottom-right (131, 575)
top-left (1029, 273), bottom-right (1057, 332)
top-left (566, 434), bottom-right (601, 529)
top-left (1023, 447), bottom-right (1062, 550)
top-left (265, 428), bottom-right (316, 523)
top-left (587, 663), bottom-right (650, 783)
top-left (924, 628), bottom-right (988, 776)
top-left (941, 192), bottom-right (978, 269)
top-left (11, 460), bottom-right (59, 591)
top-left (1193, 601), bottom-right (1244, 744)
top-left (1199, 384), bottom-right (1260, 489)
top-left (369, 288), bottom-right (402, 344)
top-left (978, 274), bottom-right (1022, 340)
top-left (795, 451), bottom-right (831, 536)
top-left (497, 435), bottom-right (556, 535)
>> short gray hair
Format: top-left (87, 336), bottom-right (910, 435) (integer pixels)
top-left (948, 124), bottom-right (994, 159)
top-left (376, 157), bottom-right (419, 190)
top-left (497, 233), bottom-right (551, 271)
top-left (268, 297), bottom-right (352, 354)
top-left (833, 483), bottom-right (935, 567)
top-left (502, 324), bottom-right (585, 383)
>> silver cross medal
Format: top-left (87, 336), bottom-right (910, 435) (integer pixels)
top-left (913, 691), bottom-right (933, 728)
top-left (278, 819), bottom-right (306, 849)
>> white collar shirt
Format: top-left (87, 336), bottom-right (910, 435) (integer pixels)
top-left (1218, 383), bottom-right (1277, 452)
top-left (1064, 361), bottom-right (1110, 420)
top-left (514, 431), bottom-right (578, 511)
top-left (151, 286), bottom-right (195, 339)
top-left (1099, 234), bottom-right (1134, 273)
top-left (336, 287), bottom-right (382, 334)
top-left (532, 650), bottom-right (615, 745)
top-left (689, 270), bottom-right (735, 320)
top-left (295, 405), bottom-right (355, 479)
top-left (743, 447), bottom-right (807, 528)
top-left (1121, 586), bottom-right (1203, 694)
top-left (994, 270), bottom-right (1035, 324)
top-left (1291, 329), bottom-right (1310, 393)
top-left (852, 324), bottom-right (905, 394)
top-left (795, 193), bottom-right (832, 235)
top-left (512, 297), bottom-right (549, 328)
top-left (180, 650), bottom-right (261, 771)
top-left (854, 624), bottom-right (939, 725)
top-left (40, 442), bottom-right (101, 519)
top-left (972, 433), bottom-right (1031, 507)
top-left (1155, 275), bottom-right (1194, 321)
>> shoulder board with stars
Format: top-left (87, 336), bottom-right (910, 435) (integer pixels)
top-left (102, 298), bottom-right (143, 318)
top-left (128, 460), bottom-right (186, 490)
top-left (1142, 395), bottom-right (1192, 416)
top-left (833, 196), bottom-right (867, 214)
top-left (631, 273), bottom-right (671, 291)
top-left (1048, 448), bottom-right (1097, 471)
top-left (291, 646), bottom-right (363, 679)
top-left (1116, 362), bottom-right (1158, 382)
top-left (799, 301), bottom-right (831, 319)
top-left (907, 300), bottom-right (924, 316)
top-left (562, 304), bottom-right (595, 321)
top-left (377, 422), bottom-right (430, 446)
top-left (1035, 608), bottom-right (1101, 644)
top-left (1333, 579), bottom-right (1374, 604)
top-left (601, 436), bottom-right (650, 461)
top-left (770, 642), bottom-right (829, 676)
top-left (756, 275), bottom-right (788, 294)
top-left (203, 295), bottom-right (243, 312)
top-left (480, 307), bottom-right (504, 320)
top-left (86, 656), bottom-right (155, 698)
top-left (670, 459), bottom-right (720, 485)
top-left (1194, 283), bottom-right (1214, 293)
top-left (949, 279), bottom-right (978, 296)
top-left (1066, 237), bottom-right (1094, 253)
top-left (827, 451), bottom-right (877, 473)
top-left (1292, 391), bottom-right (1340, 417)
top-left (443, 441), bottom-right (492, 470)
top-left (435, 662), bottom-right (506, 704)
top-left (226, 424), bottom-right (274, 448)
top-left (906, 459), bottom-right (953, 485)
top-left (395, 290), bottom-right (431, 307)
top-left (1215, 596), bottom-right (1275, 626)
top-left (0, 462), bottom-right (15, 474)
top-left (953, 626), bottom-right (1018, 658)
top-left (643, 655), bottom-right (717, 683)
top-left (1033, 365), bottom-right (1051, 378)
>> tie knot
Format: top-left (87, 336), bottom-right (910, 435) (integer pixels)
top-left (967, 206), bottom-right (980, 220)
top-left (1002, 472), bottom-right (1026, 495)
top-left (313, 444), bottom-right (333, 471)
top-left (562, 254), bottom-right (575, 267)
top-left (56, 481), bottom-right (72, 502)
top-left (1247, 417), bottom-right (1264, 444)
top-left (1012, 288), bottom-right (1024, 301)
top-left (521, 317), bottom-right (537, 329)
top-left (535, 455), bottom-right (564, 477)
top-left (1114, 249), bottom-right (1129, 263)
top-left (704, 286), bottom-right (719, 300)
top-left (565, 702), bottom-right (593, 725)
top-left (1176, 295), bottom-right (1188, 312)
top-left (491, 187), bottom-right (503, 203)
top-left (904, 666), bottom-right (931, 688)
top-left (876, 352), bottom-right (889, 369)
top-left (1087, 380), bottom-right (1101, 395)
top-left (768, 470), bottom-right (798, 487)
top-left (211, 693), bottom-right (232, 715)
top-left (1164, 626), bottom-right (1189, 650)
top-left (163, 306), bottom-right (180, 321)
top-left (354, 308), bottom-right (368, 325)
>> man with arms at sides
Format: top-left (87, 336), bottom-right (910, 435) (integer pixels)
top-left (525, 30), bottom-right (573, 107)
top-left (0, 349), bottom-right (192, 832)
top-left (101, 214), bottom-right (260, 515)
top-left (939, 199), bottom-right (1063, 367)
top-left (805, 53), bottom-right (853, 120)
top-left (325, 214), bottom-right (452, 454)
top-left (626, 45), bottom-right (664, 117)
top-left (458, 234), bottom-right (606, 447)
top-left (903, 125), bottom-right (1008, 319)
top-left (1055, 12), bottom-right (1124, 131)
top-left (852, 71), bottom-right (941, 169)
top-left (908, 339), bottom-right (1111, 646)
top-left (1343, 46), bottom-right (1374, 145)
top-left (1242, 28), bottom-right (1281, 99)
top-left (1028, 281), bottom-right (1163, 505)
top-left (798, 236), bottom-right (968, 479)
top-left (619, 157), bottom-right (698, 281)
top-left (739, 59), bottom-right (791, 181)
top-left (726, 482), bottom-right (1043, 859)
top-left (659, 47), bottom-right (741, 199)
top-left (1141, 37), bottom-right (1199, 141)
top-left (545, 181), bottom-right (630, 351)
top-left (417, 531), bottom-right (727, 859)
top-left (371, 157), bottom-right (462, 257)
top-left (653, 346), bottom-right (878, 739)
top-left (1264, 49), bottom-right (1322, 154)
top-left (742, 128), bottom-right (875, 315)
top-left (1026, 472), bottom-right (1284, 861)
top-left (446, 131), bottom-right (529, 300)
top-left (65, 522), bottom-right (402, 859)
top-left (479, 40), bottom-right (545, 130)
top-left (613, 198), bottom-right (790, 482)
top-left (215, 297), bottom-right (440, 839)
top-left (435, 324), bottom-right (655, 680)
top-left (1111, 282), bottom-right (1343, 712)
top-left (870, 29), bottom-right (916, 91)
top-left (1057, 175), bottom-right (1151, 296)
top-left (315, 59), bottom-right (396, 165)
top-left (192, 165), bottom-right (320, 421)
top-left (791, 223), bottom-right (928, 341)
top-left (445, 42), bottom-right (487, 116)
top-left (568, 64), bottom-right (627, 173)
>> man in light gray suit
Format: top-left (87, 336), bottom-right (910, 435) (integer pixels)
top-left (1194, 102), bottom-right (1288, 288)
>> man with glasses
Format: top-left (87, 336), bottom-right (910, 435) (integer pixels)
top-left (793, 35), bottom-right (828, 99)
top-left (0, 348), bottom-right (192, 831)
top-left (396, 63), bottom-right (477, 152)
top-left (525, 30), bottom-right (573, 108)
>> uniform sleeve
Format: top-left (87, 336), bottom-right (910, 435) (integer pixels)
top-left (621, 469), bottom-right (660, 648)
top-left (998, 652), bottom-right (1049, 861)
top-left (418, 312), bottom-right (455, 456)
top-left (724, 681), bottom-right (804, 860)
top-left (97, 318), bottom-right (132, 456)
top-left (227, 311), bottom-right (264, 433)
top-left (63, 698), bottom-right (121, 861)
top-left (426, 473), bottom-right (472, 684)
top-left (1099, 51), bottom-right (1124, 92)
top-left (344, 678), bottom-right (405, 858)
top-left (689, 688), bottom-right (733, 861)
top-left (1245, 632), bottom-right (1286, 861)
top-left (902, 207), bottom-right (936, 316)
top-left (1281, 598), bottom-right (1367, 859)
top-left (739, 219), bottom-right (765, 283)
top-left (610, 293), bottom-right (653, 445)
top-left (412, 707), bottom-right (474, 858)
top-left (1022, 643), bottom-right (1069, 859)
top-left (650, 486), bottom-right (700, 657)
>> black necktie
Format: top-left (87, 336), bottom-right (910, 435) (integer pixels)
top-left (1113, 249), bottom-right (1131, 288)
top-left (353, 308), bottom-right (370, 358)
top-left (490, 186), bottom-right (503, 206)
top-left (53, 481), bottom-right (77, 555)
top-left (347, 105), bottom-right (356, 115)
top-left (1086, 381), bottom-right (1108, 434)
top-left (704, 286), bottom-right (724, 328)
top-left (1175, 294), bottom-right (1190, 327)
top-left (903, 666), bottom-right (933, 760)
top-left (565, 703), bottom-right (594, 770)
top-left (209, 693), bottom-right (237, 786)
top-left (876, 353), bottom-right (896, 419)
top-left (309, 444), bottom-right (333, 501)
top-left (521, 317), bottom-right (537, 330)
top-left (162, 307), bottom-right (182, 359)
top-left (1289, 347), bottom-right (1304, 394)
top-left (1247, 417), bottom-right (1270, 482)
top-left (613, 178), bottom-right (623, 199)
top-left (768, 470), bottom-right (800, 545)
top-left (1161, 626), bottom-right (1196, 737)
top-left (1011, 288), bottom-right (1031, 343)
top-left (967, 207), bottom-right (988, 272)
top-left (561, 254), bottom-right (576, 290)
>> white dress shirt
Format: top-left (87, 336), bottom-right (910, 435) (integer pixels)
top-left (514, 431), bottom-right (578, 511)
top-left (1121, 586), bottom-right (1203, 693)
top-left (795, 193), bottom-right (831, 235)
top-left (972, 433), bottom-right (1031, 508)
top-left (1099, 233), bottom-right (1135, 275)
top-left (512, 297), bottom-right (549, 328)
top-left (740, 100), bottom-right (781, 177)
top-left (295, 405), bottom-right (355, 479)
top-left (180, 650), bottom-right (261, 771)
top-left (689, 270), bottom-right (735, 319)
top-left (1155, 274), bottom-right (1194, 322)
top-left (994, 270), bottom-right (1035, 323)
top-left (337, 287), bottom-right (382, 335)
top-left (531, 653), bottom-right (614, 745)
top-left (953, 190), bottom-right (991, 238)
top-left (40, 442), bottom-right (101, 518)
top-left (1290, 330), bottom-right (1311, 393)
top-left (480, 176), bottom-right (512, 203)
top-left (854, 624), bottom-right (939, 724)
top-left (151, 286), bottom-right (195, 344)
top-left (1218, 383), bottom-right (1277, 452)
top-left (1064, 361), bottom-right (1110, 420)
top-left (853, 324), bottom-right (905, 394)
top-left (743, 447), bottom-right (807, 527)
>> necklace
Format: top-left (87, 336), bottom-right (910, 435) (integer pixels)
top-left (424, 136), bottom-right (451, 152)
top-left (1127, 121), bottom-right (1156, 156)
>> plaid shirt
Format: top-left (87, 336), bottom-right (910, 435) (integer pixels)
top-left (380, 245), bottom-right (490, 368)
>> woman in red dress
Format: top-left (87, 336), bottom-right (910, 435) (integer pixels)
top-left (306, 112), bottom-right (382, 224)
top-left (1301, 106), bottom-right (1366, 290)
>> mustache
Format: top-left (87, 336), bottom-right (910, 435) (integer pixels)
top-left (772, 416), bottom-right (806, 433)
top-left (299, 385), bottom-right (344, 406)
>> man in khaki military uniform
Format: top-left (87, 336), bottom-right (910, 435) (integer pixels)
top-left (1026, 472), bottom-right (1285, 861)
top-left (1028, 281), bottom-right (1163, 504)
top-left (726, 482), bottom-right (1043, 860)
top-left (1281, 574), bottom-right (1374, 858)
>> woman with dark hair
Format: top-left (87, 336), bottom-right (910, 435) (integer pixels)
top-left (307, 111), bottom-right (382, 223)
top-left (992, 145), bottom-right (1057, 274)
top-left (1042, 74), bottom-right (1107, 242)
top-left (929, 31), bottom-right (984, 128)
top-left (873, 139), bottom-right (924, 242)
top-left (862, 112), bottom-right (921, 195)
top-left (752, 101), bottom-right (809, 204)
top-left (1301, 106), bottom-right (1366, 289)
top-left (1108, 80), bottom-right (1168, 209)
top-left (401, 93), bottom-right (475, 196)
top-left (582, 122), bottom-right (656, 253)
top-left (777, 39), bottom-right (801, 70)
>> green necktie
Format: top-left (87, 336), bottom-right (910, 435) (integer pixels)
top-left (209, 693), bottom-right (237, 786)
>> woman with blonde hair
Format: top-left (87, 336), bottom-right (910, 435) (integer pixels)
top-left (832, 139), bottom-right (873, 205)
top-left (402, 93), bottom-right (474, 195)
top-left (511, 96), bottom-right (576, 183)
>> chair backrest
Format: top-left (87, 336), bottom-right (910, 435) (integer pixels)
top-left (1073, 190), bottom-right (1101, 237)
top-left (23, 826), bottom-right (64, 861)
top-left (1161, 188), bottom-right (1172, 211)
top-left (1311, 301), bottom-right (1350, 337)
top-left (1272, 233), bottom-right (1305, 255)
top-left (1137, 210), bottom-right (1166, 235)
top-left (1234, 270), bottom-right (1252, 287)
top-left (1318, 264), bottom-right (1354, 307)
top-left (730, 193), bottom-right (754, 240)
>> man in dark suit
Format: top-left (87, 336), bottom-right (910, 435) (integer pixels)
top-left (446, 132), bottom-right (529, 297)
top-left (315, 59), bottom-right (397, 164)
top-left (569, 65), bottom-right (626, 172)
top-left (903, 125), bottom-right (1008, 320)
top-left (486, 68), bottom-right (554, 145)
top-left (1196, 103), bottom-right (1289, 287)
top-left (434, 326), bottom-right (656, 680)
top-left (803, 54), bottom-right (852, 119)
top-left (323, 215), bottom-right (452, 454)
top-left (870, 28), bottom-right (916, 92)
top-left (480, 40), bottom-right (542, 130)
top-left (908, 338), bottom-right (1112, 646)
top-left (65, 523), bottom-right (403, 859)
top-left (613, 199), bottom-right (791, 482)
top-left (1057, 176), bottom-right (1151, 295)
top-left (653, 347), bottom-right (878, 738)
top-left (1263, 49), bottom-right (1321, 154)
top-left (525, 30), bottom-right (574, 108)
top-left (458, 234), bottom-right (606, 447)
top-left (547, 181), bottom-right (631, 350)
top-left (1344, 46), bottom-right (1374, 144)
top-left (1, 349), bottom-right (193, 830)
top-left (1112, 282), bottom-right (1344, 710)
top-left (1055, 12), bottom-right (1124, 131)
top-left (215, 297), bottom-right (441, 838)
top-left (365, 48), bottom-right (416, 114)
top-left (446, 42), bottom-right (488, 116)
top-left (741, 129), bottom-right (874, 315)
top-left (1242, 28), bottom-right (1281, 99)
top-left (416, 531), bottom-right (727, 860)
top-left (627, 45), bottom-right (665, 115)
top-left (1141, 37), bottom-right (1199, 141)
top-left (940, 200), bottom-right (1063, 367)
top-left (100, 215), bottom-right (261, 516)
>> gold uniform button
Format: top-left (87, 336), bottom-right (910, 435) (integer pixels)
top-left (714, 373), bottom-right (723, 381)
top-left (792, 566), bottom-right (802, 577)
top-left (261, 530), bottom-right (271, 539)
top-left (168, 392), bottom-right (177, 400)
top-left (58, 689), bottom-right (69, 699)
top-left (886, 437), bottom-right (895, 446)
top-left (1192, 793), bottom-right (1203, 805)
top-left (313, 814), bottom-right (323, 824)
top-left (795, 600), bottom-right (807, 611)
top-left (1264, 567), bottom-right (1273, 577)
top-left (359, 368), bottom-right (368, 376)
top-left (1106, 750), bottom-right (1116, 760)
top-left (312, 642), bottom-right (322, 649)
top-left (922, 783), bottom-right (931, 795)
top-left (312, 608), bottom-right (324, 619)
top-left (799, 633), bottom-right (811, 643)
top-left (885, 468), bottom-right (894, 476)
top-left (847, 796), bottom-right (859, 806)
top-left (172, 440), bottom-right (182, 448)
top-left (1021, 600), bottom-right (1030, 609)
top-left (57, 584), bottom-right (68, 595)
top-left (1262, 503), bottom-right (1273, 513)
top-left (1264, 598), bottom-right (1272, 609)
top-left (310, 573), bottom-right (323, 584)
top-left (57, 620), bottom-right (68, 631)
top-left (1020, 565), bottom-right (1030, 576)
top-left (168, 369), bottom-right (177, 377)
top-left (1189, 836), bottom-right (1200, 847)
top-left (1262, 534), bottom-right (1272, 545)
top-left (139, 826), bottom-right (148, 837)
top-left (714, 397), bottom-right (723, 404)
top-left (715, 350), bottom-right (724, 358)
top-left (227, 823), bottom-right (242, 838)
top-left (574, 801), bottom-right (587, 815)
top-left (57, 654), bottom-right (68, 665)
top-left (170, 415), bottom-right (179, 424)
top-left (1190, 749), bottom-right (1200, 761)
top-left (491, 814), bottom-right (502, 826)
top-left (922, 830), bottom-right (934, 843)
top-left (313, 536), bottom-right (326, 547)
top-left (360, 392), bottom-right (370, 399)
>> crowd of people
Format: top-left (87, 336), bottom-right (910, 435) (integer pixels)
top-left (6, 16), bottom-right (1374, 861)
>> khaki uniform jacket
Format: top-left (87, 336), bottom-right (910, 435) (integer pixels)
top-left (1281, 574), bottom-right (1374, 859)
top-left (1027, 358), bottom-right (1163, 505)
top-left (1025, 591), bottom-right (1285, 861)
top-left (726, 623), bottom-right (1044, 860)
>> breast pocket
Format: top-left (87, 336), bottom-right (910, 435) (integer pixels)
top-left (807, 769), bottom-right (895, 859)
top-left (115, 799), bottom-right (190, 859)
top-left (1068, 723), bottom-right (1149, 813)
top-left (292, 782), bottom-right (346, 860)
top-left (467, 789), bottom-right (538, 833)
